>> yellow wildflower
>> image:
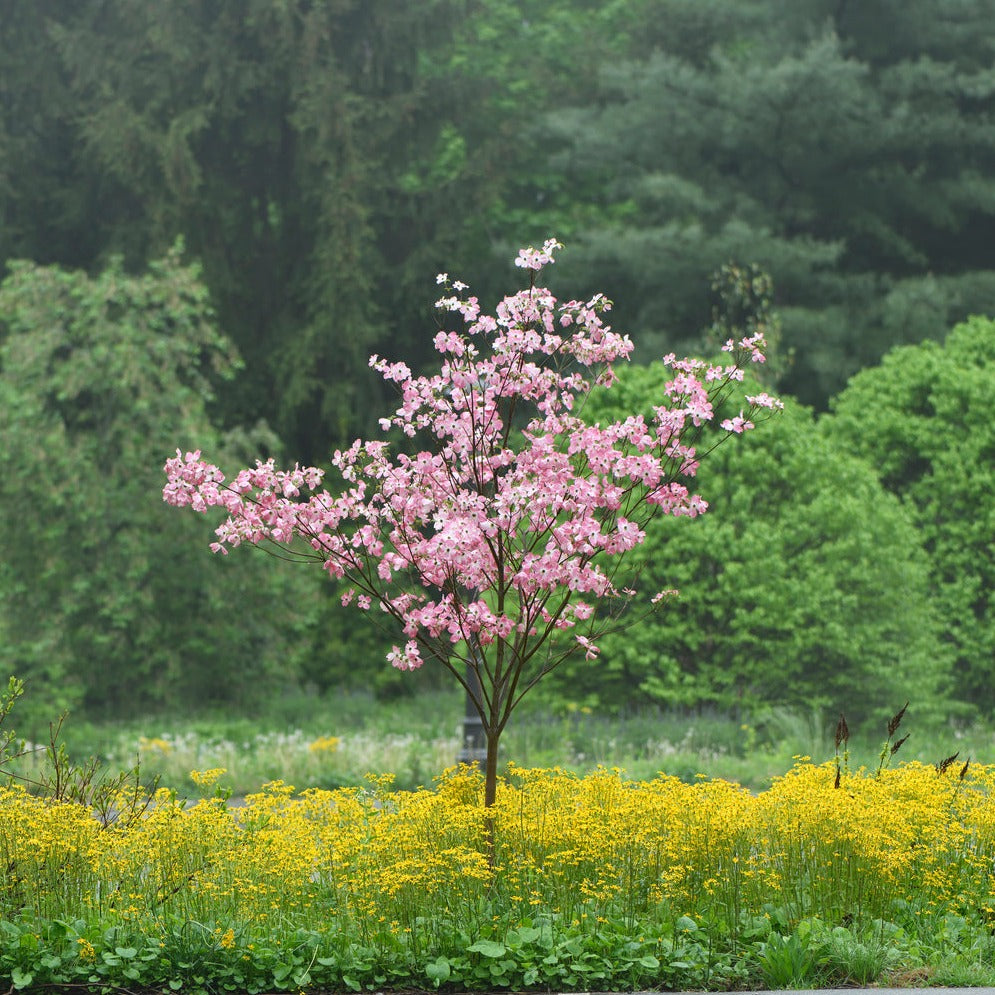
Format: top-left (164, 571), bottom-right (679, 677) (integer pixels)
top-left (308, 735), bottom-right (341, 754)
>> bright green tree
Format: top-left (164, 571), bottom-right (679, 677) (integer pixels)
top-left (542, 363), bottom-right (949, 726)
top-left (0, 247), bottom-right (314, 729)
top-left (829, 315), bottom-right (995, 714)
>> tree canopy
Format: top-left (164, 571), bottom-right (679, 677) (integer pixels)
top-left (0, 248), bottom-right (314, 730)
top-left (829, 316), bottom-right (995, 713)
top-left (543, 363), bottom-right (950, 725)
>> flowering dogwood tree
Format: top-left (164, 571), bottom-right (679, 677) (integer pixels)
top-left (164, 240), bottom-right (780, 807)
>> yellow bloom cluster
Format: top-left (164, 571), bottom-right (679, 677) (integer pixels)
top-left (188, 767), bottom-right (228, 787)
top-left (1, 760), bottom-right (992, 939)
top-left (307, 735), bottom-right (341, 754)
top-left (137, 736), bottom-right (173, 756)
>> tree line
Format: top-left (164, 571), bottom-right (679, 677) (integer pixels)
top-left (2, 0), bottom-right (994, 729)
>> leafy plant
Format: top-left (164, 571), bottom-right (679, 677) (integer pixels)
top-left (820, 921), bottom-right (903, 986)
top-left (0, 248), bottom-right (315, 729)
top-left (0, 677), bottom-right (27, 777)
top-left (547, 363), bottom-right (947, 723)
top-left (830, 316), bottom-right (995, 715)
top-left (758, 925), bottom-right (823, 989)
top-left (15, 713), bottom-right (158, 829)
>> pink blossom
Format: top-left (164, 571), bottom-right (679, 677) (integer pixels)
top-left (514, 238), bottom-right (564, 271)
top-left (387, 641), bottom-right (423, 671)
top-left (721, 413), bottom-right (755, 434)
top-left (746, 391), bottom-right (784, 410)
top-left (164, 239), bottom-right (777, 718)
top-left (651, 589), bottom-right (680, 604)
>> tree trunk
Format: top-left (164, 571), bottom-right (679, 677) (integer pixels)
top-left (483, 727), bottom-right (500, 863)
top-left (484, 728), bottom-right (499, 808)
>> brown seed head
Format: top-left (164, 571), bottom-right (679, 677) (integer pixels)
top-left (835, 713), bottom-right (849, 750)
top-left (936, 752), bottom-right (959, 775)
top-left (888, 701), bottom-right (909, 738)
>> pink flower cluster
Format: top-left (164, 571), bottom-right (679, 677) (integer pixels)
top-left (164, 242), bottom-right (776, 673)
top-left (514, 238), bottom-right (564, 271)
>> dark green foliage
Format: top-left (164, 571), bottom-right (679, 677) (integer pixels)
top-left (3, 0), bottom-right (994, 432)
top-left (537, 0), bottom-right (995, 408)
top-left (829, 316), bottom-right (995, 713)
top-left (0, 0), bottom-right (501, 463)
top-left (543, 364), bottom-right (949, 724)
top-left (302, 585), bottom-right (448, 701)
top-left (0, 249), bottom-right (314, 730)
top-left (1, 0), bottom-right (993, 721)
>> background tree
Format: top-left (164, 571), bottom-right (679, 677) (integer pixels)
top-left (1, 0), bottom-right (504, 464)
top-left (828, 316), bottom-right (995, 715)
top-left (0, 248), bottom-right (314, 731)
top-left (2, 0), bottom-right (995, 723)
top-left (541, 362), bottom-right (950, 727)
top-left (538, 0), bottom-right (995, 407)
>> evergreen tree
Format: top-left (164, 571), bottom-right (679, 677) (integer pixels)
top-left (537, 0), bottom-right (995, 408)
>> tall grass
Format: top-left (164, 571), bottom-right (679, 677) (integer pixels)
top-left (11, 691), bottom-right (993, 797)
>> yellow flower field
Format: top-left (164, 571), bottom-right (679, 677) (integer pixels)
top-left (1, 759), bottom-right (994, 992)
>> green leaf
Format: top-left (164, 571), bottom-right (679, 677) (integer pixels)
top-left (426, 956), bottom-right (451, 986)
top-left (468, 939), bottom-right (507, 958)
top-left (10, 968), bottom-right (34, 990)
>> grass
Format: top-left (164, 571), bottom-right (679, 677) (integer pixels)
top-left (12, 689), bottom-right (993, 799)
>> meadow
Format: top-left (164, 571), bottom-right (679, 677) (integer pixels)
top-left (4, 694), bottom-right (995, 992)
top-left (16, 690), bottom-right (995, 798)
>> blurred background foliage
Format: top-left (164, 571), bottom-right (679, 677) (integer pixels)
top-left (1, 0), bottom-right (994, 733)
